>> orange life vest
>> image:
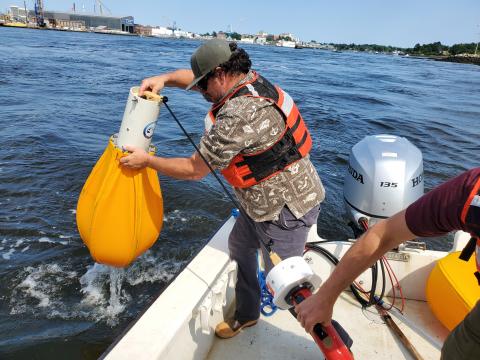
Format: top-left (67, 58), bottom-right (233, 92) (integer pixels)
top-left (459, 175), bottom-right (480, 283)
top-left (204, 71), bottom-right (312, 188)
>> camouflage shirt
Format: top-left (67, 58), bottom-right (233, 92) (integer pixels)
top-left (199, 71), bottom-right (325, 222)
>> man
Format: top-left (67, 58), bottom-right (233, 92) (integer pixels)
top-left (121, 39), bottom-right (325, 338)
top-left (295, 168), bottom-right (480, 359)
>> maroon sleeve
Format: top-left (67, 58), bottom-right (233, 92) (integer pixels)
top-left (405, 168), bottom-right (480, 237)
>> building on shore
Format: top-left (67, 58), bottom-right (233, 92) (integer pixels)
top-left (43, 11), bottom-right (134, 32)
top-left (7, 5), bottom-right (28, 23)
top-left (2, 3), bottom-right (134, 31)
top-left (134, 24), bottom-right (152, 36)
top-left (134, 25), bottom-right (195, 38)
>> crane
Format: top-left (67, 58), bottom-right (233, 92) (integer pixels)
top-left (34, 0), bottom-right (45, 27)
top-left (94, 0), bottom-right (112, 16)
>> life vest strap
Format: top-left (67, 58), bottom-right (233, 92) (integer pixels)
top-left (239, 131), bottom-right (301, 182)
top-left (475, 271), bottom-right (480, 286)
top-left (459, 236), bottom-right (477, 262)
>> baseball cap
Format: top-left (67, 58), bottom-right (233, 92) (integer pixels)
top-left (186, 39), bottom-right (232, 90)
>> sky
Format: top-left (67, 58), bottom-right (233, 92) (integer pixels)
top-left (2, 0), bottom-right (479, 47)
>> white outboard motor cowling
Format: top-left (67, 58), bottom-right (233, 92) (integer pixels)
top-left (344, 134), bottom-right (424, 227)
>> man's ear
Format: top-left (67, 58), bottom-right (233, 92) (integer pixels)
top-left (215, 67), bottom-right (225, 81)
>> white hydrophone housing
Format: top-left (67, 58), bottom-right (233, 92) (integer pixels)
top-left (116, 86), bottom-right (162, 151)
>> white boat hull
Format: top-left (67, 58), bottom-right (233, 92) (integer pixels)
top-left (103, 217), bottom-right (468, 360)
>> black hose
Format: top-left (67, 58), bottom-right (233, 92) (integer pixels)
top-left (304, 242), bottom-right (387, 309)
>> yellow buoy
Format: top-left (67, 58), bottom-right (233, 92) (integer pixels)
top-left (76, 88), bottom-right (164, 267)
top-left (426, 251), bottom-right (480, 330)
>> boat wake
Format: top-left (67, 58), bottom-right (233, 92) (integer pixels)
top-left (8, 252), bottom-right (182, 327)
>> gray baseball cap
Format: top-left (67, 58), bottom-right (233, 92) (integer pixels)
top-left (186, 39), bottom-right (232, 90)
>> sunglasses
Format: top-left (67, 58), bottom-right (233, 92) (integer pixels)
top-left (197, 71), bottom-right (214, 91)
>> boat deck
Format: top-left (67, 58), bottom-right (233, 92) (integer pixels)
top-left (102, 219), bottom-right (461, 360)
top-left (207, 292), bottom-right (448, 360)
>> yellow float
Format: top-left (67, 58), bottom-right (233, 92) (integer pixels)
top-left (76, 88), bottom-right (164, 267)
top-left (426, 250), bottom-right (480, 330)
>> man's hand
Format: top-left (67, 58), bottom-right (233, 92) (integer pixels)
top-left (295, 287), bottom-right (335, 333)
top-left (119, 145), bottom-right (150, 169)
top-left (139, 75), bottom-right (167, 96)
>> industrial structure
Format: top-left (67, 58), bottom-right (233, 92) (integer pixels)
top-left (41, 10), bottom-right (134, 32)
top-left (34, 0), bottom-right (45, 27)
top-left (2, 1), bottom-right (134, 33)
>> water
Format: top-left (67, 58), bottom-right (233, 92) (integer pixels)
top-left (0, 27), bottom-right (478, 359)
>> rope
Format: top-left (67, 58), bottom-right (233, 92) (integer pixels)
top-left (162, 97), bottom-right (241, 209)
top-left (257, 252), bottom-right (277, 316)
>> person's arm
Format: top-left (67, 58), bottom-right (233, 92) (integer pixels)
top-left (138, 69), bottom-right (196, 95)
top-left (119, 145), bottom-right (211, 180)
top-left (295, 210), bottom-right (416, 333)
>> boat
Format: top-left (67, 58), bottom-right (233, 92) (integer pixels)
top-left (99, 134), bottom-right (474, 360)
top-left (1, 21), bottom-right (27, 27)
top-left (101, 216), bottom-right (470, 360)
top-left (276, 40), bottom-right (296, 48)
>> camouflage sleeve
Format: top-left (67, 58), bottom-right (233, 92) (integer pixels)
top-left (199, 97), bottom-right (282, 171)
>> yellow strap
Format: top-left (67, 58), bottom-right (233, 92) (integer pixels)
top-left (269, 252), bottom-right (282, 266)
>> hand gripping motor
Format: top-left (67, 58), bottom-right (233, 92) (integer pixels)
top-left (266, 256), bottom-right (354, 360)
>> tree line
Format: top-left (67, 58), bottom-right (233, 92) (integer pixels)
top-left (330, 41), bottom-right (478, 56)
top-left (199, 33), bottom-right (478, 56)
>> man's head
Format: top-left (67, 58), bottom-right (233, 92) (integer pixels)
top-left (187, 39), bottom-right (251, 101)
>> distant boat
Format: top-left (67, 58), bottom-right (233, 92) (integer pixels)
top-left (276, 40), bottom-right (296, 48)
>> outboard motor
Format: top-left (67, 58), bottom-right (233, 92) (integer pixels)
top-left (344, 134), bottom-right (424, 231)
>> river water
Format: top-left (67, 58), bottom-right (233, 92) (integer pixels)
top-left (0, 27), bottom-right (478, 359)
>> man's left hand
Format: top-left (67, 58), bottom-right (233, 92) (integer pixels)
top-left (119, 145), bottom-right (150, 169)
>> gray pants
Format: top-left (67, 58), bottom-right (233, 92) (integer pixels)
top-left (228, 205), bottom-right (320, 323)
top-left (441, 300), bottom-right (480, 359)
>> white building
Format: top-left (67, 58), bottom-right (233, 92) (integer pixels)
top-left (151, 26), bottom-right (193, 38)
top-left (173, 29), bottom-right (193, 38)
top-left (239, 37), bottom-right (255, 44)
top-left (8, 5), bottom-right (28, 22)
top-left (279, 32), bottom-right (297, 41)
top-left (255, 37), bottom-right (267, 45)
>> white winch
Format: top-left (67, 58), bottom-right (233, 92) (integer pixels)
top-left (265, 256), bottom-right (353, 359)
top-left (266, 256), bottom-right (321, 310)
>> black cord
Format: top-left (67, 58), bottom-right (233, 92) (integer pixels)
top-left (304, 243), bottom-right (386, 309)
top-left (162, 97), bottom-right (240, 210)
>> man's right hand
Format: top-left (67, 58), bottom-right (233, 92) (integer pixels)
top-left (138, 70), bottom-right (195, 95)
top-left (139, 75), bottom-right (167, 96)
top-left (295, 287), bottom-right (335, 333)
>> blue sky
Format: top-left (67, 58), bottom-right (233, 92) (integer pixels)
top-left (2, 0), bottom-right (479, 47)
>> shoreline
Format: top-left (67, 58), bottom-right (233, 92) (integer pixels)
top-left (2, 24), bottom-right (479, 65)
top-left (429, 55), bottom-right (480, 66)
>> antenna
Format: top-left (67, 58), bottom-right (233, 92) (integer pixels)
top-left (475, 24), bottom-right (479, 56)
top-left (23, 0), bottom-right (27, 24)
